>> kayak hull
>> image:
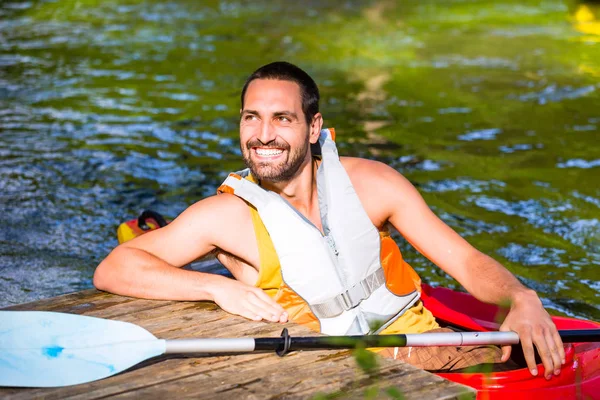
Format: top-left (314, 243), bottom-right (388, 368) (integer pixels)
top-left (422, 284), bottom-right (600, 400)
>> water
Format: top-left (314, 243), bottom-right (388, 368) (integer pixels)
top-left (0, 0), bottom-right (598, 321)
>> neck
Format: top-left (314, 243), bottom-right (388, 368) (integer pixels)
top-left (261, 155), bottom-right (319, 218)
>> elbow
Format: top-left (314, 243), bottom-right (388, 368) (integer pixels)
top-left (93, 245), bottom-right (146, 296)
top-left (93, 259), bottom-right (113, 292)
top-left (93, 247), bottom-right (126, 293)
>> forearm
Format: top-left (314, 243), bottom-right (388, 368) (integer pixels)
top-left (93, 246), bottom-right (226, 301)
top-left (460, 251), bottom-right (540, 307)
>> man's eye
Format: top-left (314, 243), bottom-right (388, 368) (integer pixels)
top-left (244, 115), bottom-right (257, 121)
top-left (278, 116), bottom-right (290, 122)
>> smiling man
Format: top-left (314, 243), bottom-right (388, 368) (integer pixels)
top-left (94, 61), bottom-right (564, 377)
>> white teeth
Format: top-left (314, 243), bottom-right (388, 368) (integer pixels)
top-left (256, 148), bottom-right (283, 156)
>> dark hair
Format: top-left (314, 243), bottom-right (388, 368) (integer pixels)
top-left (241, 61), bottom-right (320, 125)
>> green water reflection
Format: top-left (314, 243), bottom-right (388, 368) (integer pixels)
top-left (0, 0), bottom-right (598, 320)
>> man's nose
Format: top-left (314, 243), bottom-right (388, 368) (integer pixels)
top-left (257, 120), bottom-right (276, 144)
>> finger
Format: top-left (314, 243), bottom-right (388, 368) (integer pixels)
top-left (233, 304), bottom-right (264, 321)
top-left (532, 330), bottom-right (555, 380)
top-left (279, 311), bottom-right (289, 324)
top-left (252, 288), bottom-right (286, 312)
top-left (521, 335), bottom-right (538, 376)
top-left (545, 330), bottom-right (563, 376)
top-left (498, 324), bottom-right (512, 362)
top-left (245, 298), bottom-right (278, 322)
top-left (241, 300), bottom-right (273, 322)
top-left (246, 292), bottom-right (286, 322)
top-left (251, 294), bottom-right (286, 321)
top-left (501, 344), bottom-right (512, 363)
top-left (250, 289), bottom-right (288, 322)
top-left (551, 328), bottom-right (566, 365)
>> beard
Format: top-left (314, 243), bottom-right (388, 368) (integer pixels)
top-left (241, 138), bottom-right (309, 183)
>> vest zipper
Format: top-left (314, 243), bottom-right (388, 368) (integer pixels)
top-left (325, 235), bottom-right (339, 256)
top-left (302, 219), bottom-right (348, 289)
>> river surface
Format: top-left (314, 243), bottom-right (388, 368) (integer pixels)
top-left (1, 0), bottom-right (598, 321)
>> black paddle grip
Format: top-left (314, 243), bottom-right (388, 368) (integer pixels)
top-left (253, 328), bottom-right (292, 355)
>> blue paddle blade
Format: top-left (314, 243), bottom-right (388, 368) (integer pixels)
top-left (0, 311), bottom-right (166, 387)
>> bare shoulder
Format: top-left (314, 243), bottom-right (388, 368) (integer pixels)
top-left (121, 192), bottom-right (254, 261)
top-left (172, 193), bottom-right (252, 238)
top-left (340, 156), bottom-right (412, 190)
top-left (339, 157), bottom-right (420, 226)
top-left (185, 192), bottom-right (250, 220)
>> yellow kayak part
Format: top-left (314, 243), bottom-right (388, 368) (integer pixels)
top-left (116, 210), bottom-right (169, 244)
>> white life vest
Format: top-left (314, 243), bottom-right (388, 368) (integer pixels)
top-left (218, 128), bottom-right (420, 335)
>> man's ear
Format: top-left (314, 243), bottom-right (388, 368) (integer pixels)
top-left (309, 113), bottom-right (323, 144)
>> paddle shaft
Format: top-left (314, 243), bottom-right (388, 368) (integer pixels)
top-left (164, 329), bottom-right (600, 355)
top-left (164, 331), bottom-right (516, 354)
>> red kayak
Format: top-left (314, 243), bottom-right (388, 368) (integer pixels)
top-left (119, 211), bottom-right (600, 399)
top-left (422, 284), bottom-right (600, 400)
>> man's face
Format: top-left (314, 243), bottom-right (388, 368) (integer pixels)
top-left (240, 79), bottom-right (312, 182)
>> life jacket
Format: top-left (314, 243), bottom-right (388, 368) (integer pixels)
top-left (217, 128), bottom-right (421, 335)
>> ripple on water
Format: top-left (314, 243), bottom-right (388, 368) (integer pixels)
top-left (421, 178), bottom-right (505, 193)
top-left (498, 143), bottom-right (544, 153)
top-left (572, 124), bottom-right (597, 132)
top-left (429, 55), bottom-right (519, 70)
top-left (115, 152), bottom-right (207, 186)
top-left (581, 279), bottom-right (600, 293)
top-left (0, 248), bottom-right (92, 308)
top-left (437, 107), bottom-right (471, 114)
top-left (559, 219), bottom-right (600, 248)
top-left (435, 211), bottom-right (510, 237)
top-left (470, 196), bottom-right (599, 250)
top-left (458, 128), bottom-right (502, 141)
top-left (547, 297), bottom-right (600, 320)
top-left (489, 26), bottom-right (568, 39)
top-left (512, 84), bottom-right (597, 104)
top-left (556, 159), bottom-right (600, 169)
top-left (394, 155), bottom-right (445, 171)
top-left (472, 196), bottom-right (566, 219)
top-left (572, 191), bottom-right (600, 208)
top-left (496, 243), bottom-right (567, 267)
top-left (37, 107), bottom-right (89, 123)
top-left (0, 54), bottom-right (52, 67)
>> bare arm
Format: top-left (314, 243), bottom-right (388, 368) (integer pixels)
top-left (94, 195), bottom-right (230, 299)
top-left (93, 245), bottom-right (226, 301)
top-left (93, 194), bottom-right (287, 322)
top-left (350, 158), bottom-right (564, 378)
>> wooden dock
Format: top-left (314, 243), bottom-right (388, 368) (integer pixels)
top-left (1, 288), bottom-right (475, 399)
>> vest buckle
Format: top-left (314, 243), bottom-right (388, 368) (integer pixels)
top-left (340, 283), bottom-right (368, 311)
top-left (360, 279), bottom-right (370, 296)
top-left (339, 291), bottom-right (353, 311)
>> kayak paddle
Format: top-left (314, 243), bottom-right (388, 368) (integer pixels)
top-left (1, 310), bottom-right (598, 388)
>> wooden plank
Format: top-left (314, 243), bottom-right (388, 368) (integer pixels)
top-left (0, 290), bottom-right (475, 400)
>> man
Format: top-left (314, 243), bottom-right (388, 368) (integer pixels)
top-left (94, 61), bottom-right (564, 378)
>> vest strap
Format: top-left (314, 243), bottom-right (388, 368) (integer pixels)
top-left (311, 268), bottom-right (386, 318)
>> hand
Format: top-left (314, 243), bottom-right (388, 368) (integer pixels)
top-left (210, 278), bottom-right (288, 323)
top-left (499, 290), bottom-right (565, 379)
